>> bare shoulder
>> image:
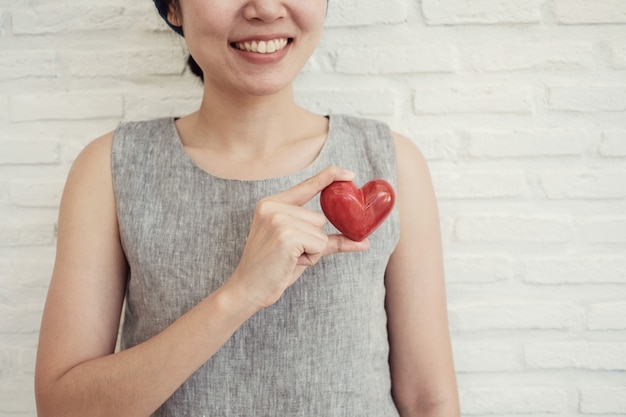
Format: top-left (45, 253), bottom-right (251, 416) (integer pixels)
top-left (390, 130), bottom-right (429, 177)
top-left (386, 129), bottom-right (440, 259)
top-left (56, 128), bottom-right (121, 263)
top-left (55, 128), bottom-right (124, 280)
top-left (60, 130), bottom-right (117, 214)
top-left (68, 130), bottom-right (115, 179)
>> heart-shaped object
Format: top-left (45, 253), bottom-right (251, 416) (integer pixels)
top-left (320, 179), bottom-right (395, 242)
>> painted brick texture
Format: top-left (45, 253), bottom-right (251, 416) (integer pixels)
top-left (1, 0), bottom-right (625, 416)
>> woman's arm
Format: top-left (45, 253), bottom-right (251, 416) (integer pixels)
top-left (35, 133), bottom-right (259, 417)
top-left (35, 133), bottom-right (365, 417)
top-left (385, 133), bottom-right (460, 417)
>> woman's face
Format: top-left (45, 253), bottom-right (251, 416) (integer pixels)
top-left (171, 0), bottom-right (327, 97)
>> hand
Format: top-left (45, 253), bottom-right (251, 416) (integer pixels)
top-left (227, 166), bottom-right (371, 310)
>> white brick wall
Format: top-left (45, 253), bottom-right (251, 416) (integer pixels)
top-left (1, 0), bottom-right (625, 416)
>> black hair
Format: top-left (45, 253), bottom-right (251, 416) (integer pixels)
top-left (187, 55), bottom-right (204, 81)
top-left (156, 0), bottom-right (205, 80)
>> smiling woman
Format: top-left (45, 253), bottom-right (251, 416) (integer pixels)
top-left (154, 0), bottom-right (323, 83)
top-left (33, 1), bottom-right (460, 416)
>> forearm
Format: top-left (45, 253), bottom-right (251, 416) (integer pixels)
top-left (36, 284), bottom-right (258, 417)
top-left (395, 396), bottom-right (460, 417)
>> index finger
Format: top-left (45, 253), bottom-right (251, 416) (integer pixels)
top-left (272, 166), bottom-right (355, 206)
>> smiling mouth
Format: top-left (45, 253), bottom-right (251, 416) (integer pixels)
top-left (231, 38), bottom-right (292, 54)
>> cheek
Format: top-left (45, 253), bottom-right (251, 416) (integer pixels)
top-left (292, 0), bottom-right (327, 30)
top-left (181, 1), bottom-right (231, 39)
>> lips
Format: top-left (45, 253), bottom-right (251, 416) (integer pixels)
top-left (232, 38), bottom-right (292, 54)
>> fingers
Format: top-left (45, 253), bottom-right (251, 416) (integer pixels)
top-left (272, 166), bottom-right (355, 206)
top-left (325, 235), bottom-right (370, 255)
top-left (256, 199), bottom-right (326, 229)
top-left (296, 235), bottom-right (370, 267)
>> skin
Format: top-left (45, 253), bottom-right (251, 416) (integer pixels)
top-left (35, 1), bottom-right (460, 416)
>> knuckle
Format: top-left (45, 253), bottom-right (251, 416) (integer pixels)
top-left (268, 211), bottom-right (287, 228)
top-left (274, 227), bottom-right (296, 247)
top-left (255, 198), bottom-right (276, 216)
top-left (313, 212), bottom-right (326, 227)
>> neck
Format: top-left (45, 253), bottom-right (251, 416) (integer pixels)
top-left (184, 82), bottom-right (309, 156)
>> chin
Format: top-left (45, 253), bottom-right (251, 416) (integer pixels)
top-left (236, 77), bottom-right (294, 97)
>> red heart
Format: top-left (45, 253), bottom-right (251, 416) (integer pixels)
top-left (320, 179), bottom-right (395, 242)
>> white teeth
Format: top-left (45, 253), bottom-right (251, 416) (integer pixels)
top-left (235, 38), bottom-right (288, 54)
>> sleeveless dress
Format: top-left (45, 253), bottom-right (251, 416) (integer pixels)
top-left (112, 114), bottom-right (401, 417)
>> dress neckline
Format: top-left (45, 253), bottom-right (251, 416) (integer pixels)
top-left (166, 115), bottom-right (337, 184)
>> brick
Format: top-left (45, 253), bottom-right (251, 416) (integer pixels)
top-left (548, 86), bottom-right (626, 112)
top-left (9, 180), bottom-right (64, 207)
top-left (302, 49), bottom-right (335, 73)
top-left (0, 305), bottom-right (43, 334)
top-left (0, 11), bottom-right (9, 36)
top-left (445, 255), bottom-right (513, 284)
top-left (296, 88), bottom-right (395, 116)
top-left (580, 387), bottom-right (626, 414)
top-left (0, 349), bottom-right (17, 378)
top-left (0, 50), bottom-right (57, 80)
top-left (0, 287), bottom-right (48, 309)
top-left (540, 171), bottom-right (626, 199)
top-left (0, 96), bottom-right (8, 122)
top-left (0, 255), bottom-right (10, 280)
top-left (525, 341), bottom-right (626, 370)
top-left (452, 341), bottom-right (520, 372)
top-left (610, 43), bottom-right (626, 69)
top-left (124, 94), bottom-right (203, 121)
top-left (579, 218), bottom-right (626, 244)
top-left (449, 300), bottom-right (583, 331)
top-left (0, 139), bottom-right (60, 165)
top-left (414, 85), bottom-right (533, 114)
top-left (468, 129), bottom-right (588, 158)
top-left (455, 215), bottom-right (573, 243)
top-left (0, 180), bottom-right (7, 204)
top-left (422, 0), bottom-right (542, 25)
top-left (407, 131), bottom-right (457, 161)
top-left (459, 386), bottom-right (566, 415)
top-left (472, 42), bottom-right (594, 72)
top-left (10, 93), bottom-right (123, 122)
top-left (524, 256), bottom-right (626, 285)
top-left (432, 171), bottom-right (525, 199)
top-left (123, 2), bottom-right (173, 34)
top-left (0, 214), bottom-right (56, 247)
top-left (19, 348), bottom-right (37, 374)
top-left (587, 302), bottom-right (626, 330)
top-left (0, 382), bottom-right (36, 412)
top-left (599, 130), bottom-right (626, 156)
top-left (61, 48), bottom-right (185, 78)
top-left (1, 247), bottom-right (56, 288)
top-left (325, 0), bottom-right (407, 27)
top-left (12, 6), bottom-right (126, 34)
top-left (555, 0), bottom-right (626, 24)
top-left (335, 45), bottom-right (457, 74)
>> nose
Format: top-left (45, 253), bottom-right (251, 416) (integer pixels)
top-left (242, 0), bottom-right (286, 22)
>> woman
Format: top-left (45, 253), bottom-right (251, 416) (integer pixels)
top-left (35, 0), bottom-right (459, 416)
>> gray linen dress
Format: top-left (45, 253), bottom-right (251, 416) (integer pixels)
top-left (112, 114), bottom-right (401, 416)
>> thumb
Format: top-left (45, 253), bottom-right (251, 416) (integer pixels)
top-left (295, 235), bottom-right (369, 267)
top-left (324, 234), bottom-right (370, 256)
top-left (272, 166), bottom-right (355, 207)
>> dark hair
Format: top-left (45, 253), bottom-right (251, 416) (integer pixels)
top-left (187, 55), bottom-right (204, 81)
top-left (155, 0), bottom-right (205, 81)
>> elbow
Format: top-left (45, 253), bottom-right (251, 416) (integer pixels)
top-left (392, 387), bottom-right (460, 417)
top-left (35, 371), bottom-right (79, 417)
top-left (34, 379), bottom-right (55, 417)
top-left (35, 371), bottom-right (64, 417)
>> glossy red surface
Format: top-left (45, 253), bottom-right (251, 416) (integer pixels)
top-left (320, 179), bottom-right (395, 242)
